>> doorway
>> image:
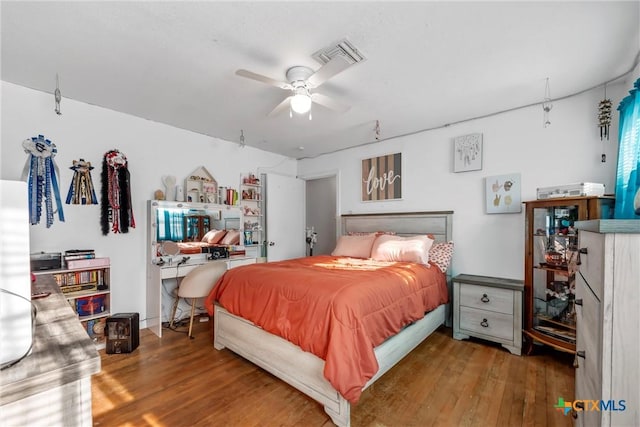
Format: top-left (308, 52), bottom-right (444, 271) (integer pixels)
top-left (305, 175), bottom-right (337, 256)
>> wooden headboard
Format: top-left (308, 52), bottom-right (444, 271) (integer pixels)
top-left (341, 211), bottom-right (454, 327)
top-left (341, 211), bottom-right (453, 242)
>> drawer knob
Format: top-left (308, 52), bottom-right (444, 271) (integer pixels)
top-left (480, 294), bottom-right (490, 303)
top-left (575, 298), bottom-right (583, 306)
top-left (576, 350), bottom-right (586, 359)
top-left (480, 318), bottom-right (489, 327)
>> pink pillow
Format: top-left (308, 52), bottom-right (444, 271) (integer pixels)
top-left (201, 229), bottom-right (227, 244)
top-left (331, 234), bottom-right (378, 259)
top-left (371, 234), bottom-right (434, 264)
top-left (429, 241), bottom-right (454, 273)
top-left (220, 230), bottom-right (240, 245)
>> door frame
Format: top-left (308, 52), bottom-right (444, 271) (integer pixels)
top-left (298, 169), bottom-right (341, 241)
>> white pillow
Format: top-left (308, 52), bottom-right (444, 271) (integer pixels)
top-left (370, 234), bottom-right (434, 264)
top-left (331, 234), bottom-right (378, 259)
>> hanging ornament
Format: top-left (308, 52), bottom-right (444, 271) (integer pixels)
top-left (100, 149), bottom-right (135, 235)
top-left (542, 77), bottom-right (553, 128)
top-left (54, 74), bottom-right (62, 115)
top-left (21, 135), bottom-right (65, 227)
top-left (66, 159), bottom-right (98, 205)
top-left (598, 85), bottom-right (612, 141)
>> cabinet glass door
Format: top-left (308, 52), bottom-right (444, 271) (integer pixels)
top-left (531, 204), bottom-right (578, 346)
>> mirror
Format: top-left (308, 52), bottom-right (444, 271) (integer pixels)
top-left (160, 241), bottom-right (180, 257)
top-left (151, 200), bottom-right (241, 243)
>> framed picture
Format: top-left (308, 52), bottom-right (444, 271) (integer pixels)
top-left (485, 173), bottom-right (522, 214)
top-left (361, 153), bottom-right (402, 201)
top-left (454, 133), bottom-right (483, 172)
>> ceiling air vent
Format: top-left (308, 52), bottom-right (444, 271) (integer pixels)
top-left (312, 39), bottom-right (366, 65)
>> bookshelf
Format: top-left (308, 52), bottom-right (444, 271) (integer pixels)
top-left (34, 257), bottom-right (111, 349)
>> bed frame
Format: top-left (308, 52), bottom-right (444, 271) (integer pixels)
top-left (213, 211), bottom-right (453, 427)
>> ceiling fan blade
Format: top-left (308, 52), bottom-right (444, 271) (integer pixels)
top-left (268, 96), bottom-right (293, 117)
top-left (311, 92), bottom-right (351, 113)
top-left (235, 69), bottom-right (292, 90)
top-left (306, 55), bottom-right (351, 88)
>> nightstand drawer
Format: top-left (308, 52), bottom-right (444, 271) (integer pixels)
top-left (459, 306), bottom-right (514, 341)
top-left (459, 284), bottom-right (514, 315)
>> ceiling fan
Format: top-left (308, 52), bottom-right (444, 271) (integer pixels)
top-left (235, 55), bottom-right (352, 118)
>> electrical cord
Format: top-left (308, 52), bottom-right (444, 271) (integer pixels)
top-left (161, 257), bottom-right (191, 334)
top-left (0, 288), bottom-right (37, 371)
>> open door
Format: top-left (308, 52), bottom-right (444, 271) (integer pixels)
top-left (264, 173), bottom-right (305, 261)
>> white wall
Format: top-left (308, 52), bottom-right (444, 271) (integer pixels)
top-left (0, 81), bottom-right (295, 325)
top-left (298, 82), bottom-right (629, 281)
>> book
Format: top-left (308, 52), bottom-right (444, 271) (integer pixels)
top-left (65, 249), bottom-right (95, 255)
top-left (66, 257), bottom-right (110, 270)
top-left (61, 283), bottom-right (98, 294)
top-left (65, 253), bottom-right (96, 261)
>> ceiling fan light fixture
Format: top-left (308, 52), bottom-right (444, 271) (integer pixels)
top-left (290, 93), bottom-right (312, 114)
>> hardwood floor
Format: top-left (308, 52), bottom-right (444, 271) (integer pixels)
top-left (92, 318), bottom-right (575, 427)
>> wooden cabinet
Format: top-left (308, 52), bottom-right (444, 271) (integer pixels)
top-left (453, 274), bottom-right (524, 355)
top-left (573, 220), bottom-right (640, 426)
top-left (34, 262), bottom-right (111, 348)
top-left (183, 214), bottom-right (211, 241)
top-left (523, 196), bottom-right (614, 355)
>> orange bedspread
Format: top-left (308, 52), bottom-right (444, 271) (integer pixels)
top-left (204, 255), bottom-right (448, 403)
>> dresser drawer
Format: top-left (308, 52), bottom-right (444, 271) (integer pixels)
top-left (459, 306), bottom-right (514, 341)
top-left (578, 231), bottom-right (604, 300)
top-left (459, 284), bottom-right (514, 315)
top-left (575, 273), bottom-right (602, 399)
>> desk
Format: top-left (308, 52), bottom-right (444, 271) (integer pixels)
top-left (146, 255), bottom-right (256, 337)
top-left (0, 276), bottom-right (100, 426)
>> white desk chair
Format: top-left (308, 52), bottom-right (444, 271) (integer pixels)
top-left (169, 262), bottom-right (227, 338)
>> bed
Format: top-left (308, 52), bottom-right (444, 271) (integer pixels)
top-left (205, 211), bottom-right (453, 427)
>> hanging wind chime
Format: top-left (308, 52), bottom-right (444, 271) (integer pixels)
top-left (598, 84), bottom-right (612, 163)
top-left (598, 86), bottom-right (612, 141)
top-left (101, 149), bottom-right (135, 235)
top-left (66, 159), bottom-right (98, 205)
top-left (21, 135), bottom-right (65, 227)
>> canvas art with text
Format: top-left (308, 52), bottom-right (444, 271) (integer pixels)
top-left (362, 153), bottom-right (402, 201)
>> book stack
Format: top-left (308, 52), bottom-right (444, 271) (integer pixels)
top-left (54, 269), bottom-right (104, 294)
top-left (64, 249), bottom-right (95, 265)
top-left (64, 249), bottom-right (110, 270)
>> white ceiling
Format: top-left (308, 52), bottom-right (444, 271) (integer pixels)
top-left (2, 2), bottom-right (639, 159)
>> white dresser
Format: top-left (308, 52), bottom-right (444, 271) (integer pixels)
top-left (453, 274), bottom-right (524, 355)
top-left (573, 220), bottom-right (640, 426)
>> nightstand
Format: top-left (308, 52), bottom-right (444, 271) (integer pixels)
top-left (453, 274), bottom-right (524, 355)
